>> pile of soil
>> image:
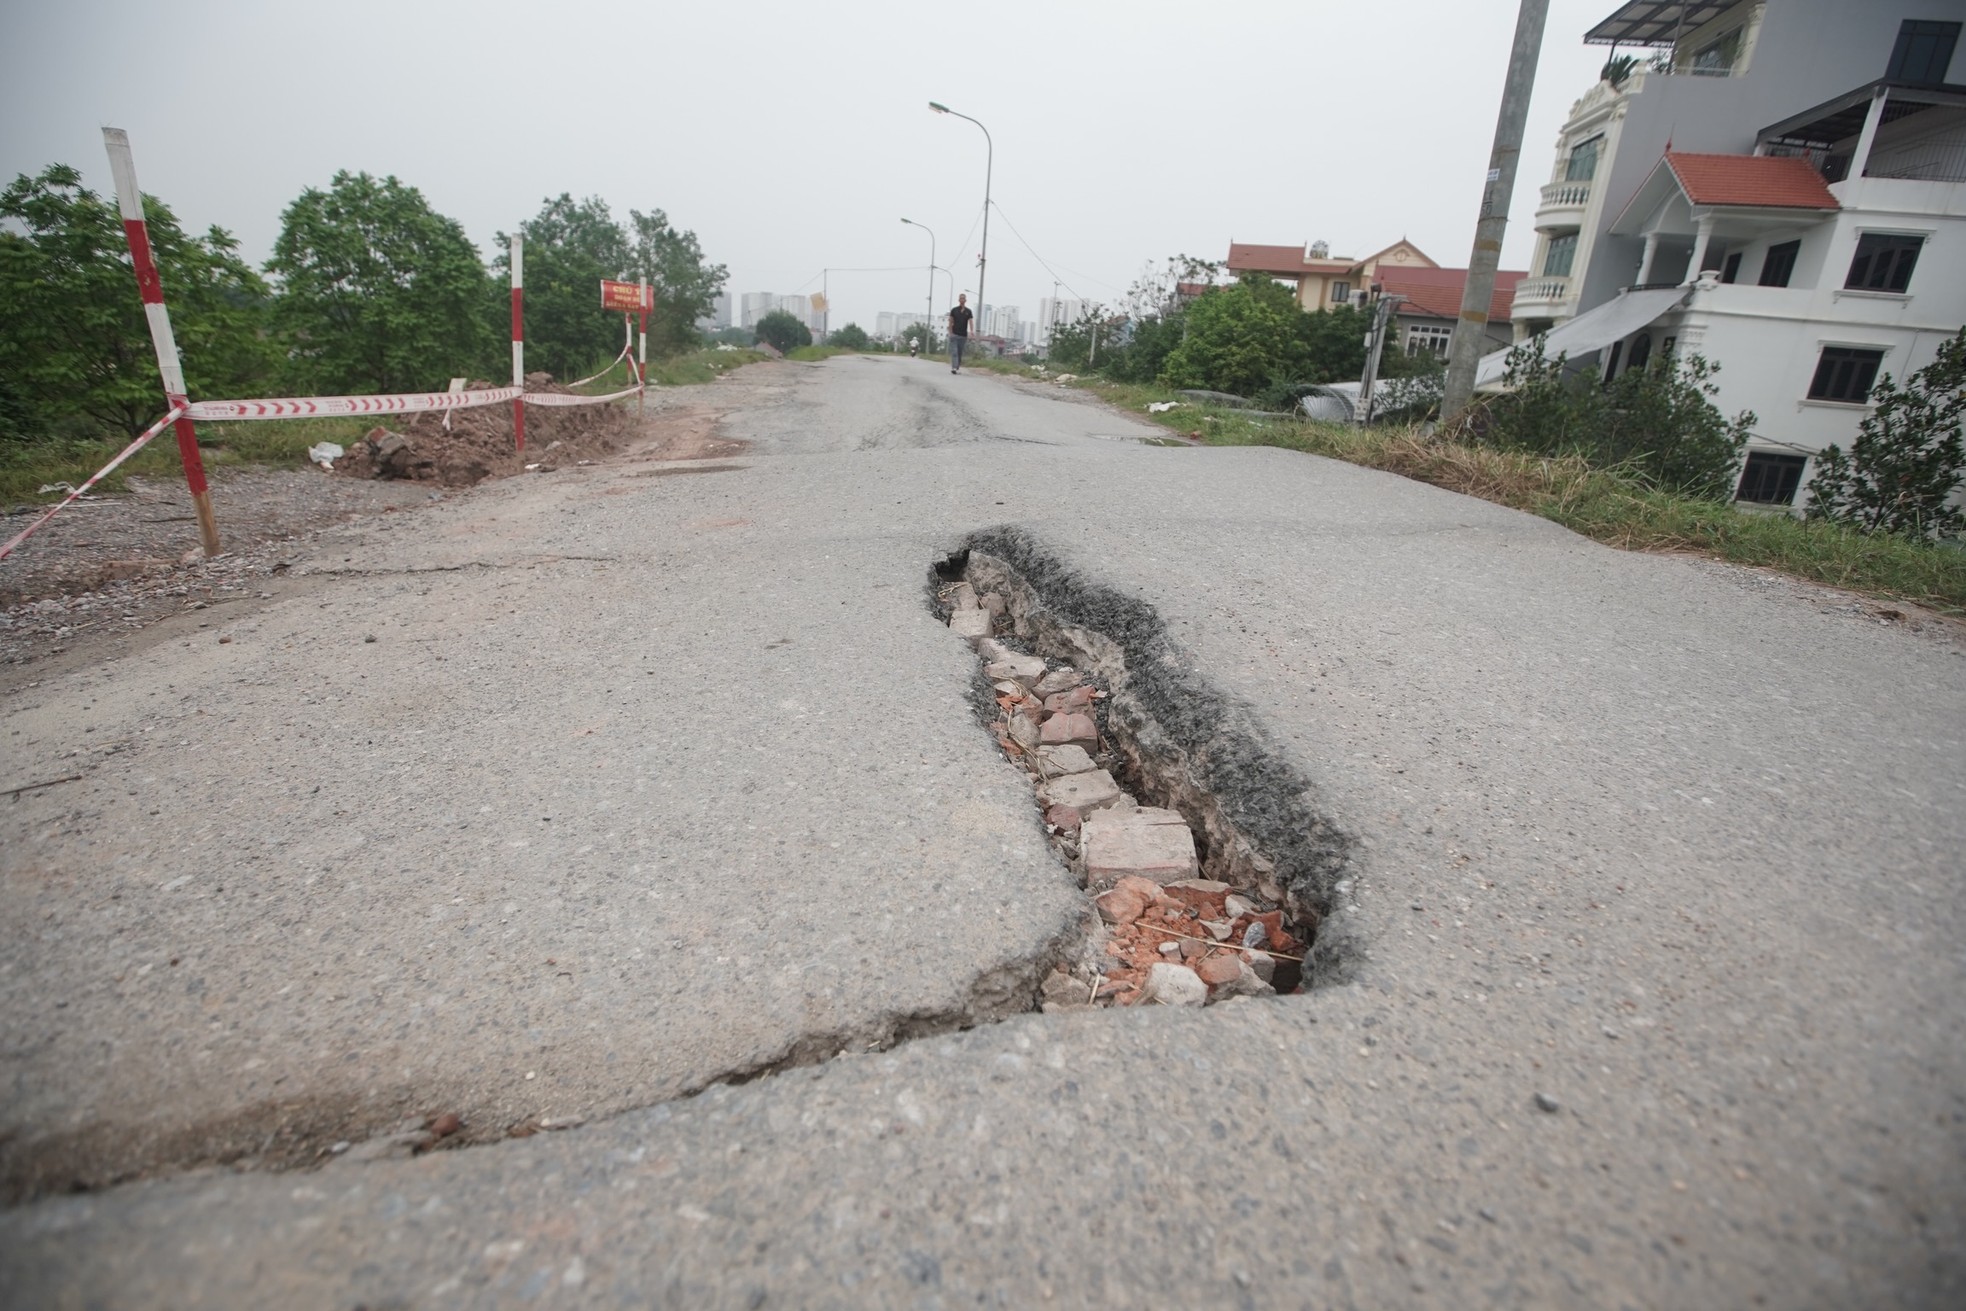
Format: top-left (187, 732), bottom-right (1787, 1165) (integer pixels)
top-left (334, 374), bottom-right (636, 487)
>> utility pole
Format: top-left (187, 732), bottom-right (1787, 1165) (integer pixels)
top-left (1440, 0), bottom-right (1549, 424)
top-left (1356, 290), bottom-right (1405, 425)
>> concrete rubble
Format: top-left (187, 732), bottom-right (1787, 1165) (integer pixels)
top-left (944, 578), bottom-right (1310, 1009)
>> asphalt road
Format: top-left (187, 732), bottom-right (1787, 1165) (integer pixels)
top-left (4, 355), bottom-right (1962, 1309)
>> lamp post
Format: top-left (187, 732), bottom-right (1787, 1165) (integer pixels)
top-left (928, 102), bottom-right (992, 328)
top-left (900, 217), bottom-right (936, 353)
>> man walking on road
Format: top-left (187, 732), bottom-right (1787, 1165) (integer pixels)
top-left (946, 293), bottom-right (973, 374)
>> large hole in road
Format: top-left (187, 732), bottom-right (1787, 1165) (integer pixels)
top-left (931, 528), bottom-right (1354, 1012)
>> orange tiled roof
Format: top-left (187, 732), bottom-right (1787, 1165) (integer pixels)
top-left (1664, 152), bottom-right (1839, 209)
top-left (1376, 267), bottom-right (1527, 323)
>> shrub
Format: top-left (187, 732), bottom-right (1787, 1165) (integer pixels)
top-left (1805, 327), bottom-right (1966, 539)
top-left (754, 309), bottom-right (811, 352)
top-left (1459, 339), bottom-right (1754, 500)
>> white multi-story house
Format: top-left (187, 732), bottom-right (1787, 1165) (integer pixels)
top-left (1514, 0), bottom-right (1963, 337)
top-left (1492, 0), bottom-right (1964, 510)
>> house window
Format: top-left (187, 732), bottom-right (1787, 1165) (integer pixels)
top-left (1627, 332), bottom-right (1653, 372)
top-left (1736, 452), bottom-right (1809, 505)
top-left (1330, 282), bottom-right (1351, 303)
top-left (1887, 20), bottom-right (1960, 84)
top-left (1689, 28), bottom-right (1740, 75)
top-left (1721, 251), bottom-right (1743, 284)
top-left (1543, 233), bottom-right (1579, 278)
top-left (1758, 240), bottom-right (1800, 287)
top-left (1405, 324), bottom-right (1453, 355)
top-left (1565, 136), bottom-right (1603, 182)
top-left (1845, 233), bottom-right (1923, 292)
top-left (1809, 346), bottom-right (1885, 403)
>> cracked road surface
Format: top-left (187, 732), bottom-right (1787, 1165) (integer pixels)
top-left (4, 356), bottom-right (1963, 1308)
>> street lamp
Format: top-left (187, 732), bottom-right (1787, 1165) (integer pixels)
top-left (928, 101), bottom-right (992, 331)
top-left (900, 217), bottom-right (936, 353)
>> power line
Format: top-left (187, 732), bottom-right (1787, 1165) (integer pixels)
top-left (987, 202), bottom-right (1133, 306)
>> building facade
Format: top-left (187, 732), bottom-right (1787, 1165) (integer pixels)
top-left (1504, 1), bottom-right (1964, 511)
top-left (1514, 0), bottom-right (1965, 336)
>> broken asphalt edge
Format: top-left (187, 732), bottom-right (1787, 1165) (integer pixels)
top-left (946, 525), bottom-right (1363, 987)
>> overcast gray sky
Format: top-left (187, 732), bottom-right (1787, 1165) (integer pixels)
top-left (3, 0), bottom-right (1621, 339)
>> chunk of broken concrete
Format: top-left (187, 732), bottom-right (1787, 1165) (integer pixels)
top-left (1037, 744), bottom-right (1098, 776)
top-left (949, 609), bottom-right (992, 645)
top-left (950, 582), bottom-right (979, 610)
top-left (1034, 668), bottom-right (1081, 697)
top-left (1082, 810), bottom-right (1200, 884)
top-left (1039, 969), bottom-right (1092, 1010)
top-left (1218, 961), bottom-right (1272, 998)
top-left (984, 653), bottom-right (1045, 688)
top-left (1037, 769), bottom-right (1123, 818)
top-left (1141, 962), bottom-right (1206, 1007)
top-left (1040, 711), bottom-right (1097, 752)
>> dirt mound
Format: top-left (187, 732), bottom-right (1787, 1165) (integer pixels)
top-left (334, 376), bottom-right (636, 487)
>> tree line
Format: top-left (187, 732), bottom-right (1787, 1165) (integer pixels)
top-left (0, 165), bottom-right (727, 442)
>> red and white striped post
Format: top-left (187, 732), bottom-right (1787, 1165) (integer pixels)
top-left (509, 234), bottom-right (526, 452)
top-left (102, 128), bottom-right (221, 557)
top-left (637, 278), bottom-right (649, 416)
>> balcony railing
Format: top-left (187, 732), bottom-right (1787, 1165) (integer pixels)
top-left (1865, 133), bottom-right (1966, 183)
top-left (1538, 181), bottom-right (1592, 210)
top-left (1514, 276), bottom-right (1572, 306)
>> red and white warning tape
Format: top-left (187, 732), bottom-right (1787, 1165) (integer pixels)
top-left (187, 385), bottom-right (522, 421)
top-left (0, 406), bottom-right (186, 561)
top-left (523, 382), bottom-right (645, 408)
top-left (562, 326), bottom-right (636, 389)
top-left (4, 377), bottom-right (646, 562)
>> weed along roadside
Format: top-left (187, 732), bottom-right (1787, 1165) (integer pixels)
top-left (932, 534), bottom-right (1350, 1013)
top-left (977, 359), bottom-right (1966, 618)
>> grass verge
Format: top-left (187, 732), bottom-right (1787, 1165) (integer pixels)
top-left (648, 348), bottom-right (768, 385)
top-left (1024, 370), bottom-right (1966, 616)
top-left (1, 418), bottom-right (364, 508)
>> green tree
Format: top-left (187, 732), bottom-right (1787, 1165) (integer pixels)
top-left (1043, 305), bottom-right (1105, 371)
top-left (754, 310), bottom-right (811, 352)
top-left (496, 194), bottom-right (631, 379)
top-left (828, 322), bottom-right (870, 350)
top-left (1157, 275), bottom-right (1309, 396)
top-left (1805, 328), bottom-right (1966, 538)
top-left (625, 208), bottom-right (726, 358)
top-left (0, 164), bottom-right (275, 440)
top-left (267, 171), bottom-right (495, 395)
top-left (900, 321), bottom-right (932, 353)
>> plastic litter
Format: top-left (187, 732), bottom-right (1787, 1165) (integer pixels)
top-left (308, 441), bottom-right (344, 469)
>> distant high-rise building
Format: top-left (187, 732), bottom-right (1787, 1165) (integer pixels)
top-left (740, 292), bottom-right (777, 330)
top-left (978, 304), bottom-right (1020, 338)
top-left (1037, 297), bottom-right (1087, 345)
top-left (696, 292), bottom-right (732, 332)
